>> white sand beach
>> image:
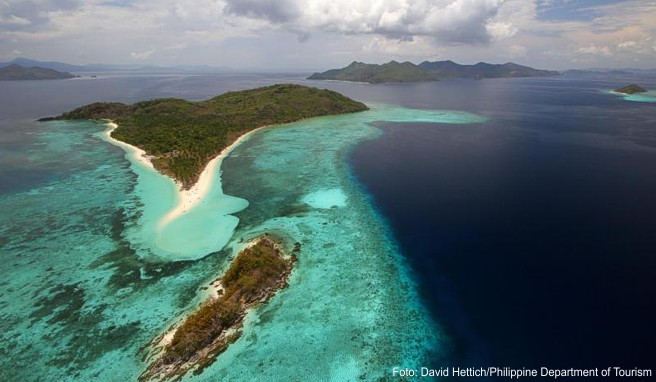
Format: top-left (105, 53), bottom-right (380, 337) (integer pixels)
top-left (159, 125), bottom-right (266, 227)
top-left (103, 122), bottom-right (155, 170)
top-left (104, 121), bottom-right (264, 228)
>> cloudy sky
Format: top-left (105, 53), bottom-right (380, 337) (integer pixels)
top-left (1, 0), bottom-right (655, 70)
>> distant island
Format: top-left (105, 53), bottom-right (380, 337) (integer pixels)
top-left (614, 84), bottom-right (647, 94)
top-left (0, 57), bottom-right (234, 73)
top-left (0, 64), bottom-right (76, 80)
top-left (308, 60), bottom-right (560, 84)
top-left (141, 235), bottom-right (296, 381)
top-left (40, 84), bottom-right (368, 188)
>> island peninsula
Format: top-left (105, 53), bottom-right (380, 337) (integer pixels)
top-left (41, 84), bottom-right (368, 189)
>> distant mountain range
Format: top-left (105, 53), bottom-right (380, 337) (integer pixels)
top-left (308, 60), bottom-right (560, 83)
top-left (0, 64), bottom-right (76, 80)
top-left (0, 58), bottom-right (233, 73)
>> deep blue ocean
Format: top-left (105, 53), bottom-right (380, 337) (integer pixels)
top-left (346, 74), bottom-right (656, 374)
top-left (1, 71), bottom-right (655, 380)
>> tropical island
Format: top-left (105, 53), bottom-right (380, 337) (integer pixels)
top-left (0, 63), bottom-right (76, 80)
top-left (140, 235), bottom-right (296, 381)
top-left (308, 60), bottom-right (560, 84)
top-left (40, 84), bottom-right (368, 188)
top-left (614, 84), bottom-right (647, 94)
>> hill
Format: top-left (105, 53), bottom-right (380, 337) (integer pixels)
top-left (309, 60), bottom-right (559, 83)
top-left (419, 60), bottom-right (559, 79)
top-left (40, 84), bottom-right (368, 188)
top-left (0, 58), bottom-right (87, 73)
top-left (614, 84), bottom-right (647, 94)
top-left (0, 64), bottom-right (76, 80)
top-left (308, 61), bottom-right (435, 84)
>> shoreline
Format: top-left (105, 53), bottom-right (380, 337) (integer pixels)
top-left (103, 122), bottom-right (155, 171)
top-left (103, 121), bottom-right (266, 228)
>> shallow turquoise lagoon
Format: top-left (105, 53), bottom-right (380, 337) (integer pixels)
top-left (0, 105), bottom-right (484, 381)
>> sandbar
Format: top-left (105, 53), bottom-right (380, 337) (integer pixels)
top-left (103, 121), bottom-right (265, 228)
top-left (159, 125), bottom-right (266, 227)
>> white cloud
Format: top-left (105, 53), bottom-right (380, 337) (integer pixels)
top-left (0, 0), bottom-right (654, 69)
top-left (577, 44), bottom-right (612, 56)
top-left (617, 40), bottom-right (637, 49)
top-left (6, 15), bottom-right (32, 26)
top-left (225, 0), bottom-right (509, 44)
top-left (131, 49), bottom-right (155, 60)
top-left (486, 21), bottom-right (517, 40)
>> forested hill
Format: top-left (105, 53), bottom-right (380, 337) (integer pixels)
top-left (308, 61), bottom-right (435, 84)
top-left (40, 84), bottom-right (368, 188)
top-left (309, 60), bottom-right (559, 83)
top-left (0, 64), bottom-right (76, 80)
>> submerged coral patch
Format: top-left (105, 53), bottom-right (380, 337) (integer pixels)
top-left (301, 188), bottom-right (348, 209)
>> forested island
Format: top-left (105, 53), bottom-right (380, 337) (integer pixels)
top-left (0, 64), bottom-right (76, 80)
top-left (41, 84), bottom-right (368, 188)
top-left (308, 60), bottom-right (560, 83)
top-left (614, 84), bottom-right (647, 94)
top-left (140, 235), bottom-right (296, 381)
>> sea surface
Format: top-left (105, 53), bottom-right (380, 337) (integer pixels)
top-left (0, 71), bottom-right (655, 381)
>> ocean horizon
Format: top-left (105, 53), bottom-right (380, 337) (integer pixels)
top-left (1, 71), bottom-right (655, 380)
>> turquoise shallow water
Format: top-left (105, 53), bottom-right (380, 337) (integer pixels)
top-left (607, 90), bottom-right (656, 103)
top-left (192, 106), bottom-right (486, 380)
top-left (0, 120), bottom-right (228, 381)
top-left (0, 105), bottom-right (484, 381)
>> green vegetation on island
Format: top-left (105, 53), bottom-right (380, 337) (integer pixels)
top-left (0, 64), bottom-right (76, 80)
top-left (140, 235), bottom-right (296, 381)
top-left (41, 84), bottom-right (368, 188)
top-left (308, 60), bottom-right (435, 83)
top-left (308, 60), bottom-right (560, 84)
top-left (614, 84), bottom-right (647, 94)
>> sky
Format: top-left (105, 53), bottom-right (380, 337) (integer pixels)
top-left (0, 0), bottom-right (655, 71)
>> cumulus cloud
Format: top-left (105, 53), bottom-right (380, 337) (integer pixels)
top-left (486, 21), bottom-right (517, 40)
top-left (224, 0), bottom-right (509, 44)
top-left (1, 0), bottom-right (655, 70)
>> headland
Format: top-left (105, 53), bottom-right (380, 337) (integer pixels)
top-left (41, 84), bottom-right (368, 231)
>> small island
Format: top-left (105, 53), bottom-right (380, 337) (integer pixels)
top-left (40, 84), bottom-right (368, 188)
top-left (0, 64), bottom-right (76, 80)
top-left (308, 60), bottom-right (560, 84)
top-left (140, 235), bottom-right (296, 381)
top-left (614, 84), bottom-right (647, 94)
